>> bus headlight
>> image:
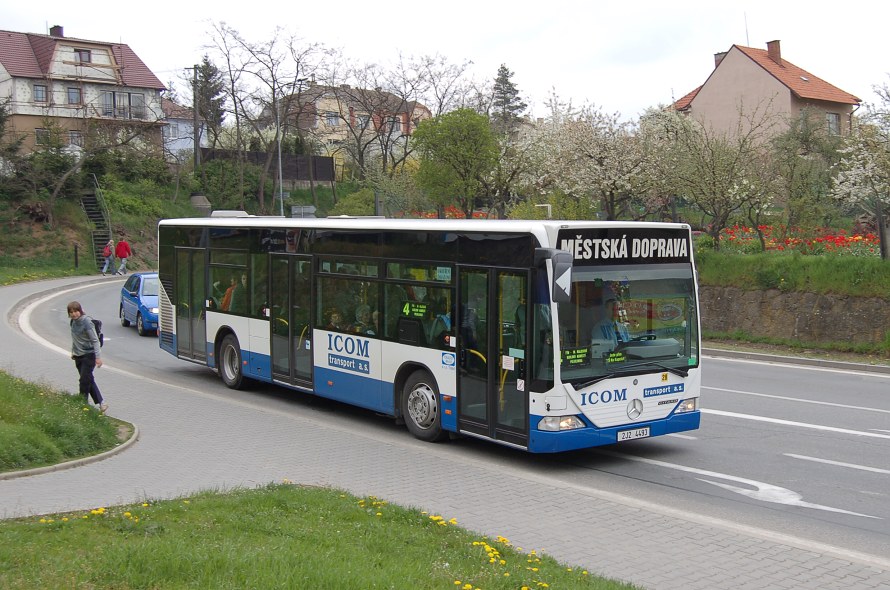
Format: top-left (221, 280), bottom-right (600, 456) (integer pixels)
top-left (538, 415), bottom-right (585, 431)
top-left (674, 399), bottom-right (697, 413)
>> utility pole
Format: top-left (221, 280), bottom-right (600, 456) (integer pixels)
top-left (192, 65), bottom-right (200, 170)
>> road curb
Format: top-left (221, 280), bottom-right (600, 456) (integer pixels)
top-left (702, 347), bottom-right (890, 375)
top-left (0, 423), bottom-right (140, 481)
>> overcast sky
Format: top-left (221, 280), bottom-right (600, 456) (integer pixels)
top-left (7, 1), bottom-right (888, 120)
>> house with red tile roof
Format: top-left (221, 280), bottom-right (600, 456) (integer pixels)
top-left (0, 25), bottom-right (166, 152)
top-left (673, 40), bottom-right (860, 136)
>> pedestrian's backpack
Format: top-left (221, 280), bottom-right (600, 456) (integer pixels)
top-left (91, 318), bottom-right (104, 347)
top-left (102, 244), bottom-right (111, 257)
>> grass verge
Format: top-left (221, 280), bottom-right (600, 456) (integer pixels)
top-left (0, 370), bottom-right (123, 473)
top-left (0, 484), bottom-right (637, 590)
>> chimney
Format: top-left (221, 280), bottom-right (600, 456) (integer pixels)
top-left (767, 40), bottom-right (782, 65)
top-left (49, 25), bottom-right (64, 38)
top-left (714, 51), bottom-right (727, 68)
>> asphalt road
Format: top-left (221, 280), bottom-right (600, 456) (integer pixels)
top-left (3, 276), bottom-right (890, 590)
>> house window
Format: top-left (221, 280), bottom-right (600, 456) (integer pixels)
top-left (165, 123), bottom-right (179, 139)
top-left (129, 93), bottom-right (146, 119)
top-left (69, 131), bottom-right (84, 147)
top-left (74, 49), bottom-right (92, 64)
top-left (67, 87), bottom-right (82, 105)
top-left (33, 84), bottom-right (47, 103)
top-left (826, 112), bottom-right (841, 135)
top-left (35, 128), bottom-right (50, 145)
top-left (326, 112), bottom-right (339, 127)
top-left (101, 92), bottom-right (115, 116)
top-left (388, 116), bottom-right (401, 134)
top-left (357, 115), bottom-right (370, 130)
top-left (100, 91), bottom-right (146, 119)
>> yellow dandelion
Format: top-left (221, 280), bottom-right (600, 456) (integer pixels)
top-left (503, 572), bottom-right (510, 577)
top-left (448, 518), bottom-right (458, 525)
top-left (61, 517), bottom-right (68, 522)
top-left (124, 512), bottom-right (131, 517)
top-left (453, 582), bottom-right (461, 586)
top-left (39, 518), bottom-right (46, 524)
top-left (376, 512), bottom-right (382, 517)
top-left (582, 570), bottom-right (589, 576)
top-left (142, 503), bottom-right (149, 507)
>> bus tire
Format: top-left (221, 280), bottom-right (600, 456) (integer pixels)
top-left (402, 371), bottom-right (447, 442)
top-left (219, 334), bottom-right (247, 390)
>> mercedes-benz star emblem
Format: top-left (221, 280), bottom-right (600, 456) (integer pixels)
top-left (627, 398), bottom-right (643, 420)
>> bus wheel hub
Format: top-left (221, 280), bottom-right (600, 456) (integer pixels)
top-left (407, 384), bottom-right (437, 429)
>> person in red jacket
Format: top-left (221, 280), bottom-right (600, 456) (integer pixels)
top-left (115, 237), bottom-right (132, 275)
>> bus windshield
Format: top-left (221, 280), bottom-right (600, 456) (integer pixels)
top-left (555, 264), bottom-right (698, 384)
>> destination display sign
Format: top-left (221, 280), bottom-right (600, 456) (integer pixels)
top-left (556, 227), bottom-right (691, 266)
top-left (561, 346), bottom-right (590, 367)
top-left (401, 301), bottom-right (429, 318)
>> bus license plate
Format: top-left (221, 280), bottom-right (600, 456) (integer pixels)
top-left (617, 427), bottom-right (650, 442)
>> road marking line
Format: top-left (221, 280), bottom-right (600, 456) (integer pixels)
top-left (785, 454), bottom-right (890, 475)
top-left (704, 386), bottom-right (890, 414)
top-left (666, 433), bottom-right (698, 440)
top-left (702, 409), bottom-right (890, 440)
top-left (703, 354), bottom-right (890, 379)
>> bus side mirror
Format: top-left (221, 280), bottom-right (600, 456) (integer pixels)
top-left (536, 248), bottom-right (572, 303)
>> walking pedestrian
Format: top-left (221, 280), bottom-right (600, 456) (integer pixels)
top-left (115, 236), bottom-right (132, 275)
top-left (67, 301), bottom-right (108, 413)
top-left (101, 239), bottom-right (116, 276)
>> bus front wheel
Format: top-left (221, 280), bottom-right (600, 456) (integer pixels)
top-left (402, 371), bottom-right (447, 442)
top-left (219, 334), bottom-right (246, 390)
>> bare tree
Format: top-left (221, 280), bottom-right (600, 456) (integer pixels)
top-left (206, 22), bottom-right (256, 209)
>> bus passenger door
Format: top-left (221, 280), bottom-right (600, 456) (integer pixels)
top-left (458, 268), bottom-right (529, 447)
top-left (175, 248), bottom-right (206, 361)
top-left (270, 254), bottom-right (313, 387)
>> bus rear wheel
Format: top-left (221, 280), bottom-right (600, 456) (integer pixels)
top-left (219, 334), bottom-right (247, 390)
top-left (402, 371), bottom-right (447, 442)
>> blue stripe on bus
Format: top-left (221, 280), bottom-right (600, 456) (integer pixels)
top-left (527, 411), bottom-right (701, 453)
top-left (313, 367), bottom-right (392, 414)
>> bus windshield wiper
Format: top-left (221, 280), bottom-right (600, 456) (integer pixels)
top-left (625, 361), bottom-right (688, 378)
top-left (572, 373), bottom-right (617, 390)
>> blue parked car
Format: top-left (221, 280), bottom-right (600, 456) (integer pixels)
top-left (120, 272), bottom-right (159, 336)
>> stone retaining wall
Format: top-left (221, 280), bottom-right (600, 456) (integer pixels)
top-left (699, 286), bottom-right (890, 345)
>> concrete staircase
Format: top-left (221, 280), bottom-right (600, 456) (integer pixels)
top-left (80, 177), bottom-right (111, 271)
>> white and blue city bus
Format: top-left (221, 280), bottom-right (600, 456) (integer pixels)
top-left (157, 214), bottom-right (701, 453)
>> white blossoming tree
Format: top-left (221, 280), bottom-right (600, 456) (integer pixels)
top-left (831, 84), bottom-right (890, 260)
top-left (523, 101), bottom-right (658, 220)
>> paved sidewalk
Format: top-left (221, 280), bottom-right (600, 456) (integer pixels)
top-left (2, 277), bottom-right (890, 590)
